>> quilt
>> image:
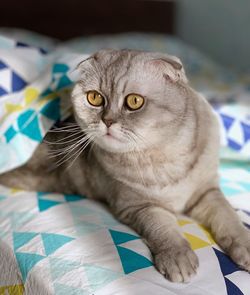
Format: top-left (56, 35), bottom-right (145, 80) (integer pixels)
top-left (0, 31), bottom-right (250, 295)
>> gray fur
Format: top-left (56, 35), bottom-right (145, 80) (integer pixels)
top-left (1, 49), bottom-right (250, 282)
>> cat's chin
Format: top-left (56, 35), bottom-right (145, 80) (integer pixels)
top-left (95, 135), bottom-right (133, 154)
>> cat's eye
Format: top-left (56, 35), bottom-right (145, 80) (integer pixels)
top-left (86, 91), bottom-right (104, 107)
top-left (125, 94), bottom-right (144, 110)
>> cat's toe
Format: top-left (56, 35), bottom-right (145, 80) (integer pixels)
top-left (218, 229), bottom-right (250, 272)
top-left (154, 245), bottom-right (199, 283)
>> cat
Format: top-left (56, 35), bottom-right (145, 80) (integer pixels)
top-left (0, 49), bottom-right (250, 282)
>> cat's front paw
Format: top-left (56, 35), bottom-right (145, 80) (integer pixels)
top-left (154, 243), bottom-right (199, 283)
top-left (218, 228), bottom-right (250, 271)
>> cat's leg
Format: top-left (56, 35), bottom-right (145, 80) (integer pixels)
top-left (186, 188), bottom-right (250, 271)
top-left (113, 194), bottom-right (199, 282)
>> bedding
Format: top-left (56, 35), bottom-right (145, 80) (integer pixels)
top-left (0, 31), bottom-right (250, 295)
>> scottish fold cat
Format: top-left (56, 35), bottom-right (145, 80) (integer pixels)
top-left (1, 50), bottom-right (250, 282)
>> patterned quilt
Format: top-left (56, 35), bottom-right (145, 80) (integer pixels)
top-left (0, 31), bottom-right (250, 295)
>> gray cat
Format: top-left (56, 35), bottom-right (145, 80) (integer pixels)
top-left (1, 49), bottom-right (250, 282)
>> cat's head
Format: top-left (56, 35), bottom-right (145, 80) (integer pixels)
top-left (71, 49), bottom-right (189, 153)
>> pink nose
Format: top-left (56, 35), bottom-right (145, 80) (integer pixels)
top-left (103, 119), bottom-right (113, 128)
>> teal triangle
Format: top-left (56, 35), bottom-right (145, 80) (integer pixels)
top-left (52, 63), bottom-right (70, 74)
top-left (40, 98), bottom-right (60, 121)
top-left (16, 252), bottom-right (45, 281)
top-left (116, 246), bottom-right (152, 274)
top-left (38, 198), bottom-right (62, 212)
top-left (54, 283), bottom-right (88, 295)
top-left (17, 110), bottom-right (42, 142)
top-left (57, 75), bottom-right (72, 90)
top-left (49, 257), bottom-right (80, 281)
top-left (42, 233), bottom-right (74, 255)
top-left (84, 265), bottom-right (122, 292)
top-left (64, 194), bottom-right (85, 202)
top-left (109, 229), bottom-right (139, 245)
top-left (13, 232), bottom-right (38, 251)
top-left (74, 221), bottom-right (102, 236)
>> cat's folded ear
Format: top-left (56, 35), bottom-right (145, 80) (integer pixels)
top-left (147, 54), bottom-right (188, 84)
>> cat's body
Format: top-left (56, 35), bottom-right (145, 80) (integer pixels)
top-left (1, 49), bottom-right (250, 282)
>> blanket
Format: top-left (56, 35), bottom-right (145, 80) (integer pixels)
top-left (0, 31), bottom-right (250, 295)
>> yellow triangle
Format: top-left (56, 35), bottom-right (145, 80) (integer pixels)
top-left (184, 232), bottom-right (211, 250)
top-left (24, 88), bottom-right (39, 105)
top-left (10, 188), bottom-right (23, 194)
top-left (178, 219), bottom-right (193, 226)
top-left (0, 284), bottom-right (24, 295)
top-left (5, 103), bottom-right (23, 114)
top-left (198, 224), bottom-right (216, 244)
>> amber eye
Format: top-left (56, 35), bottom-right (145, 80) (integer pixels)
top-left (86, 91), bottom-right (104, 107)
top-left (125, 94), bottom-right (144, 110)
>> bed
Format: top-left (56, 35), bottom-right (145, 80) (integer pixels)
top-left (0, 1), bottom-right (250, 294)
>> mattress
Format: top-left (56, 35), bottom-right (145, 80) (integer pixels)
top-left (0, 30), bottom-right (250, 295)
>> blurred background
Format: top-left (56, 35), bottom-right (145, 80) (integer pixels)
top-left (0, 0), bottom-right (249, 72)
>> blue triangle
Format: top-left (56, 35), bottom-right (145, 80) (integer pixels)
top-left (38, 198), bottom-right (62, 212)
top-left (241, 122), bottom-right (250, 143)
top-left (220, 114), bottom-right (235, 131)
top-left (4, 126), bottom-right (17, 142)
top-left (64, 194), bottom-right (85, 202)
top-left (0, 60), bottom-right (7, 69)
top-left (84, 265), bottom-right (122, 292)
top-left (224, 277), bottom-right (244, 295)
top-left (40, 98), bottom-right (60, 121)
top-left (42, 233), bottom-right (74, 256)
top-left (16, 252), bottom-right (45, 281)
top-left (12, 71), bottom-right (27, 91)
top-left (52, 63), bottom-right (70, 74)
top-left (57, 75), bottom-right (72, 90)
top-left (227, 139), bottom-right (242, 151)
top-left (0, 86), bottom-right (8, 96)
top-left (213, 248), bottom-right (241, 276)
top-left (109, 229), bottom-right (139, 245)
top-left (116, 246), bottom-right (152, 274)
top-left (13, 232), bottom-right (38, 251)
top-left (17, 110), bottom-right (42, 142)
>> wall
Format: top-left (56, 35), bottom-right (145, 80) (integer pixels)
top-left (175, 0), bottom-right (250, 71)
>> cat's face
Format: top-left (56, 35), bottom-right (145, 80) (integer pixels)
top-left (71, 50), bottom-right (188, 153)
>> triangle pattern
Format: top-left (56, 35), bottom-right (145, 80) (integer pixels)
top-left (15, 252), bottom-right (45, 281)
top-left (224, 277), bottom-right (244, 295)
top-left (13, 232), bottom-right (38, 251)
top-left (241, 122), bottom-right (250, 143)
top-left (17, 110), bottom-right (43, 142)
top-left (84, 264), bottom-right (122, 292)
top-left (184, 232), bottom-right (211, 250)
top-left (0, 86), bottom-right (8, 96)
top-left (221, 113), bottom-right (235, 131)
top-left (17, 234), bottom-right (46, 256)
top-left (41, 233), bottom-right (74, 256)
top-left (0, 284), bottom-right (24, 295)
top-left (57, 75), bottom-right (72, 89)
top-left (116, 245), bottom-right (152, 274)
top-left (40, 98), bottom-right (60, 121)
top-left (0, 60), bottom-right (7, 69)
top-left (12, 71), bottom-right (27, 91)
top-left (109, 229), bottom-right (139, 245)
top-left (38, 198), bottom-right (62, 212)
top-left (64, 194), bottom-right (84, 202)
top-left (213, 248), bottom-right (241, 276)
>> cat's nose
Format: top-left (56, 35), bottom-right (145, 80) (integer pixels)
top-left (103, 119), bottom-right (114, 128)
